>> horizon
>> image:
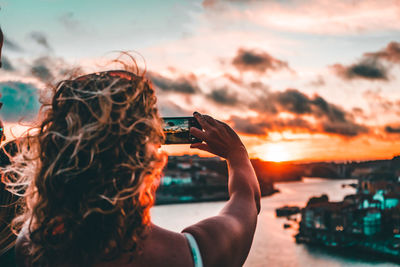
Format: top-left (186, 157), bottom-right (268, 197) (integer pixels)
top-left (1, 0), bottom-right (400, 162)
top-left (162, 148), bottom-right (400, 164)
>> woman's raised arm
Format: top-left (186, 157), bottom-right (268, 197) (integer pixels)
top-left (183, 112), bottom-right (261, 267)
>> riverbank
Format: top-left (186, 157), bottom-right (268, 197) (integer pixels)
top-left (153, 178), bottom-right (398, 266)
top-left (295, 171), bottom-right (400, 264)
top-left (296, 233), bottom-right (400, 263)
top-left (155, 186), bottom-right (279, 205)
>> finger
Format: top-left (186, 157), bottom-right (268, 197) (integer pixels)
top-left (190, 142), bottom-right (203, 148)
top-left (190, 142), bottom-right (212, 153)
top-left (217, 119), bottom-right (234, 132)
top-left (193, 112), bottom-right (211, 130)
top-left (202, 115), bottom-right (218, 126)
top-left (190, 127), bottom-right (207, 141)
top-left (216, 119), bottom-right (229, 127)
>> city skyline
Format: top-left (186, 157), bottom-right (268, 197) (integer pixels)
top-left (1, 0), bottom-right (400, 162)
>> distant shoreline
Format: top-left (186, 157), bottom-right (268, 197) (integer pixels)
top-left (155, 188), bottom-right (279, 206)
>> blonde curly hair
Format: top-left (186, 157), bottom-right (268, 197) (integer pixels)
top-left (2, 67), bottom-right (167, 266)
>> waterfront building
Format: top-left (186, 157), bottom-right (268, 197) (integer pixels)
top-left (351, 167), bottom-right (374, 178)
top-left (383, 193), bottom-right (400, 209)
top-left (297, 170), bottom-right (400, 259)
top-left (363, 209), bottom-right (381, 236)
top-left (391, 206), bottom-right (400, 235)
top-left (160, 172), bottom-right (192, 186)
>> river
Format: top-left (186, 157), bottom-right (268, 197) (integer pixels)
top-left (152, 178), bottom-right (399, 267)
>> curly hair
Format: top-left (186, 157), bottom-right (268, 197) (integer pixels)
top-left (2, 66), bottom-right (167, 266)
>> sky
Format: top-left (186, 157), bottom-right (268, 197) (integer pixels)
top-left (1, 0), bottom-right (400, 162)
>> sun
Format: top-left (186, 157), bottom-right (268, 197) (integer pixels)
top-left (257, 143), bottom-right (291, 162)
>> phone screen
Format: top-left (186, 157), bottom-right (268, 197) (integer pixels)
top-left (162, 117), bottom-right (202, 144)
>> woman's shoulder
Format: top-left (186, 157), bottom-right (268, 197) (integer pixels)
top-left (134, 224), bottom-right (194, 267)
top-left (95, 224), bottom-right (194, 267)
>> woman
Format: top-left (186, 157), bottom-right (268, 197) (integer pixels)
top-left (6, 67), bottom-right (261, 266)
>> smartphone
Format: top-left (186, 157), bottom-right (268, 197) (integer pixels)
top-left (162, 117), bottom-right (202, 144)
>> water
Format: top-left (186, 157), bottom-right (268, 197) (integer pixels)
top-left (152, 178), bottom-right (399, 267)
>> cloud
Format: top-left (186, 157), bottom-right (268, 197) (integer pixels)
top-left (148, 72), bottom-right (200, 94)
top-left (385, 125), bottom-right (400, 133)
top-left (158, 100), bottom-right (192, 117)
top-left (352, 107), bottom-right (364, 116)
top-left (3, 38), bottom-right (23, 52)
top-left (232, 48), bottom-right (290, 73)
top-left (274, 89), bottom-right (312, 114)
top-left (223, 73), bottom-right (243, 85)
top-left (363, 89), bottom-right (395, 113)
top-left (312, 96), bottom-right (348, 122)
top-left (230, 115), bottom-right (270, 135)
top-left (203, 0), bottom-right (254, 8)
top-left (29, 56), bottom-right (75, 83)
top-left (203, 0), bottom-right (219, 8)
top-left (365, 41), bottom-right (400, 63)
top-left (321, 120), bottom-right (368, 137)
top-left (231, 115), bottom-right (313, 135)
top-left (269, 89), bottom-right (357, 123)
top-left (30, 32), bottom-right (52, 50)
top-left (331, 59), bottom-right (388, 81)
top-left (30, 57), bottom-right (55, 82)
top-left (0, 82), bottom-right (41, 122)
top-left (202, 0), bottom-right (400, 35)
top-left (309, 76), bottom-right (325, 87)
top-left (58, 12), bottom-right (81, 30)
top-left (332, 41), bottom-right (400, 81)
top-left (207, 87), bottom-right (239, 105)
top-left (1, 57), bottom-right (15, 71)
top-left (238, 88), bottom-right (369, 137)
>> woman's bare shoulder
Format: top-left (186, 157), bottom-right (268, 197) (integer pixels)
top-left (138, 224), bottom-right (194, 267)
top-left (95, 224), bottom-right (194, 267)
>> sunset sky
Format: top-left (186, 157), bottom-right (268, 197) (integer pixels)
top-left (1, 0), bottom-right (400, 162)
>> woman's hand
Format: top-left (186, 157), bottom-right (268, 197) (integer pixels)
top-left (189, 112), bottom-right (248, 161)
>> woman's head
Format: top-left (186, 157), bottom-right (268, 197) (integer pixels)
top-left (5, 68), bottom-right (166, 266)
